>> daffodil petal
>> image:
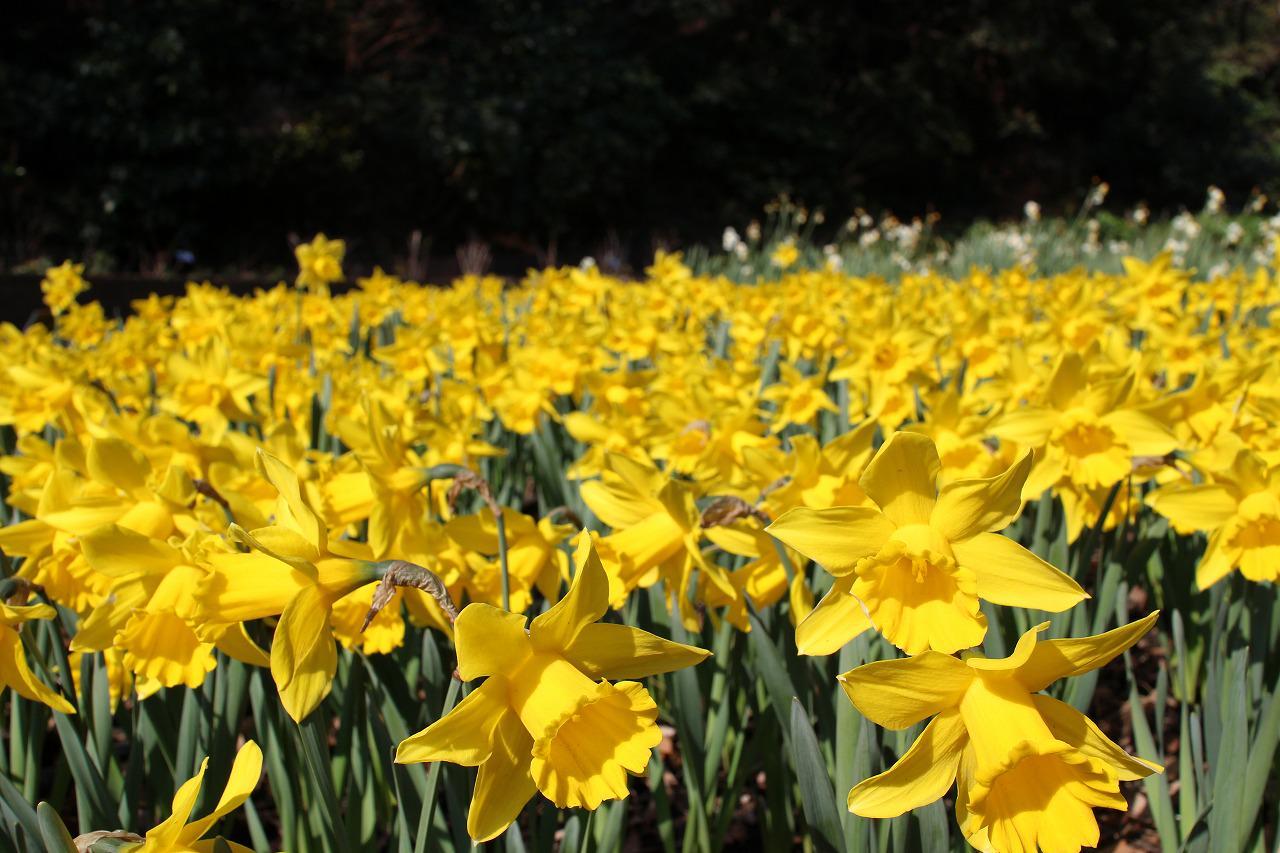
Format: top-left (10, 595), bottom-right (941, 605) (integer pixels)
top-left (704, 523), bottom-right (761, 558)
top-left (80, 524), bottom-right (183, 578)
top-left (444, 509), bottom-right (502, 552)
top-left (87, 437), bottom-right (151, 494)
top-left (932, 451), bottom-right (1032, 541)
top-left (795, 577), bottom-right (871, 656)
top-left (257, 449), bottom-right (326, 552)
top-left (1047, 352), bottom-right (1087, 408)
top-left (858, 432), bottom-right (940, 526)
top-left (1102, 409), bottom-right (1178, 457)
top-left (847, 708), bottom-right (968, 818)
top-left (0, 518), bottom-right (53, 557)
top-left (0, 603), bottom-right (58, 625)
top-left (580, 479), bottom-right (658, 529)
top-left (145, 757), bottom-right (209, 848)
top-left (270, 585), bottom-right (336, 722)
top-left (1033, 694), bottom-right (1162, 780)
top-left (530, 533), bottom-right (610, 651)
top-left (963, 622), bottom-right (1048, 671)
top-left (991, 407), bottom-right (1057, 448)
top-left (188, 839), bottom-right (258, 853)
top-left (232, 523), bottom-right (321, 575)
top-left (180, 741), bottom-right (264, 843)
top-left (562, 622), bottom-right (709, 679)
top-left (454, 604), bottom-right (530, 681)
top-left (953, 532), bottom-right (1087, 612)
top-left (0, 629), bottom-right (75, 714)
top-left (210, 624), bottom-right (271, 668)
top-left (1196, 529), bottom-right (1235, 590)
top-left (1146, 484), bottom-right (1238, 532)
top-left (789, 573), bottom-right (814, 624)
top-left (199, 551), bottom-right (311, 623)
top-left (766, 506), bottom-right (894, 576)
top-left (838, 652), bottom-right (972, 730)
top-left (396, 677), bottom-right (509, 766)
top-left (824, 417), bottom-right (877, 473)
top-left (467, 710), bottom-right (537, 843)
top-left (1015, 611), bottom-right (1159, 693)
top-left (606, 453), bottom-right (665, 498)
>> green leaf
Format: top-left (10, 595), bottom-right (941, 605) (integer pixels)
top-left (0, 770), bottom-right (41, 848)
top-left (50, 711), bottom-right (114, 830)
top-left (297, 712), bottom-right (350, 851)
top-left (1240, 684), bottom-right (1280, 839)
top-left (745, 611), bottom-right (797, 746)
top-left (789, 699), bottom-right (846, 853)
top-left (914, 800), bottom-right (949, 851)
top-left (1128, 683), bottom-right (1176, 846)
top-left (413, 677), bottom-right (461, 853)
top-left (1207, 651), bottom-right (1248, 852)
top-left (35, 803), bottom-right (76, 853)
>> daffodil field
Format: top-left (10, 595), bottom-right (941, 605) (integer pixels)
top-left (1, 228), bottom-right (1279, 853)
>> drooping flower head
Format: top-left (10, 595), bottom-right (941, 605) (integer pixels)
top-left (195, 450), bottom-right (378, 721)
top-left (581, 453), bottom-right (736, 630)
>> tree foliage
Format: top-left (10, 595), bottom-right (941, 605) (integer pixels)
top-left (2, 0), bottom-right (1278, 270)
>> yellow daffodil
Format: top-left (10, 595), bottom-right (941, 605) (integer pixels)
top-left (1147, 449), bottom-right (1280, 586)
top-left (0, 602), bottom-right (74, 714)
top-left (396, 535), bottom-right (709, 841)
top-left (992, 352), bottom-right (1178, 540)
top-left (445, 507), bottom-right (575, 610)
top-left (743, 422), bottom-right (875, 515)
top-left (581, 453), bottom-right (736, 630)
top-left (840, 613), bottom-right (1162, 853)
top-left (295, 233), bottom-right (345, 291)
top-left (704, 517), bottom-right (811, 631)
top-left (770, 239), bottom-right (800, 269)
top-left (760, 363), bottom-right (839, 432)
top-left (195, 450), bottom-right (378, 720)
top-left (121, 740), bottom-right (265, 852)
top-left (161, 341), bottom-right (266, 440)
top-left (74, 526), bottom-right (268, 697)
top-left (768, 432), bottom-right (1086, 654)
top-left (41, 260), bottom-right (90, 316)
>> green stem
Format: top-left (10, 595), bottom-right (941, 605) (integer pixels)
top-left (496, 511), bottom-right (511, 612)
top-left (297, 713), bottom-right (350, 850)
top-left (577, 809), bottom-right (595, 853)
top-left (414, 677), bottom-right (462, 853)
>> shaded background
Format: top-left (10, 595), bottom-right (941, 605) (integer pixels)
top-left (2, 0), bottom-right (1279, 276)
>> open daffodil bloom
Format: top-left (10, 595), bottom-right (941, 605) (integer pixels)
top-left (768, 432), bottom-right (1086, 654)
top-left (1146, 448), bottom-right (1280, 587)
top-left (841, 613), bottom-right (1162, 852)
top-left (396, 534), bottom-right (709, 841)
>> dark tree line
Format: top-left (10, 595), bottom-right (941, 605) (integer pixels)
top-left (2, 0), bottom-right (1278, 273)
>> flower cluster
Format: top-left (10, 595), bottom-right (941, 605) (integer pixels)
top-left (2, 234), bottom-right (1275, 849)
